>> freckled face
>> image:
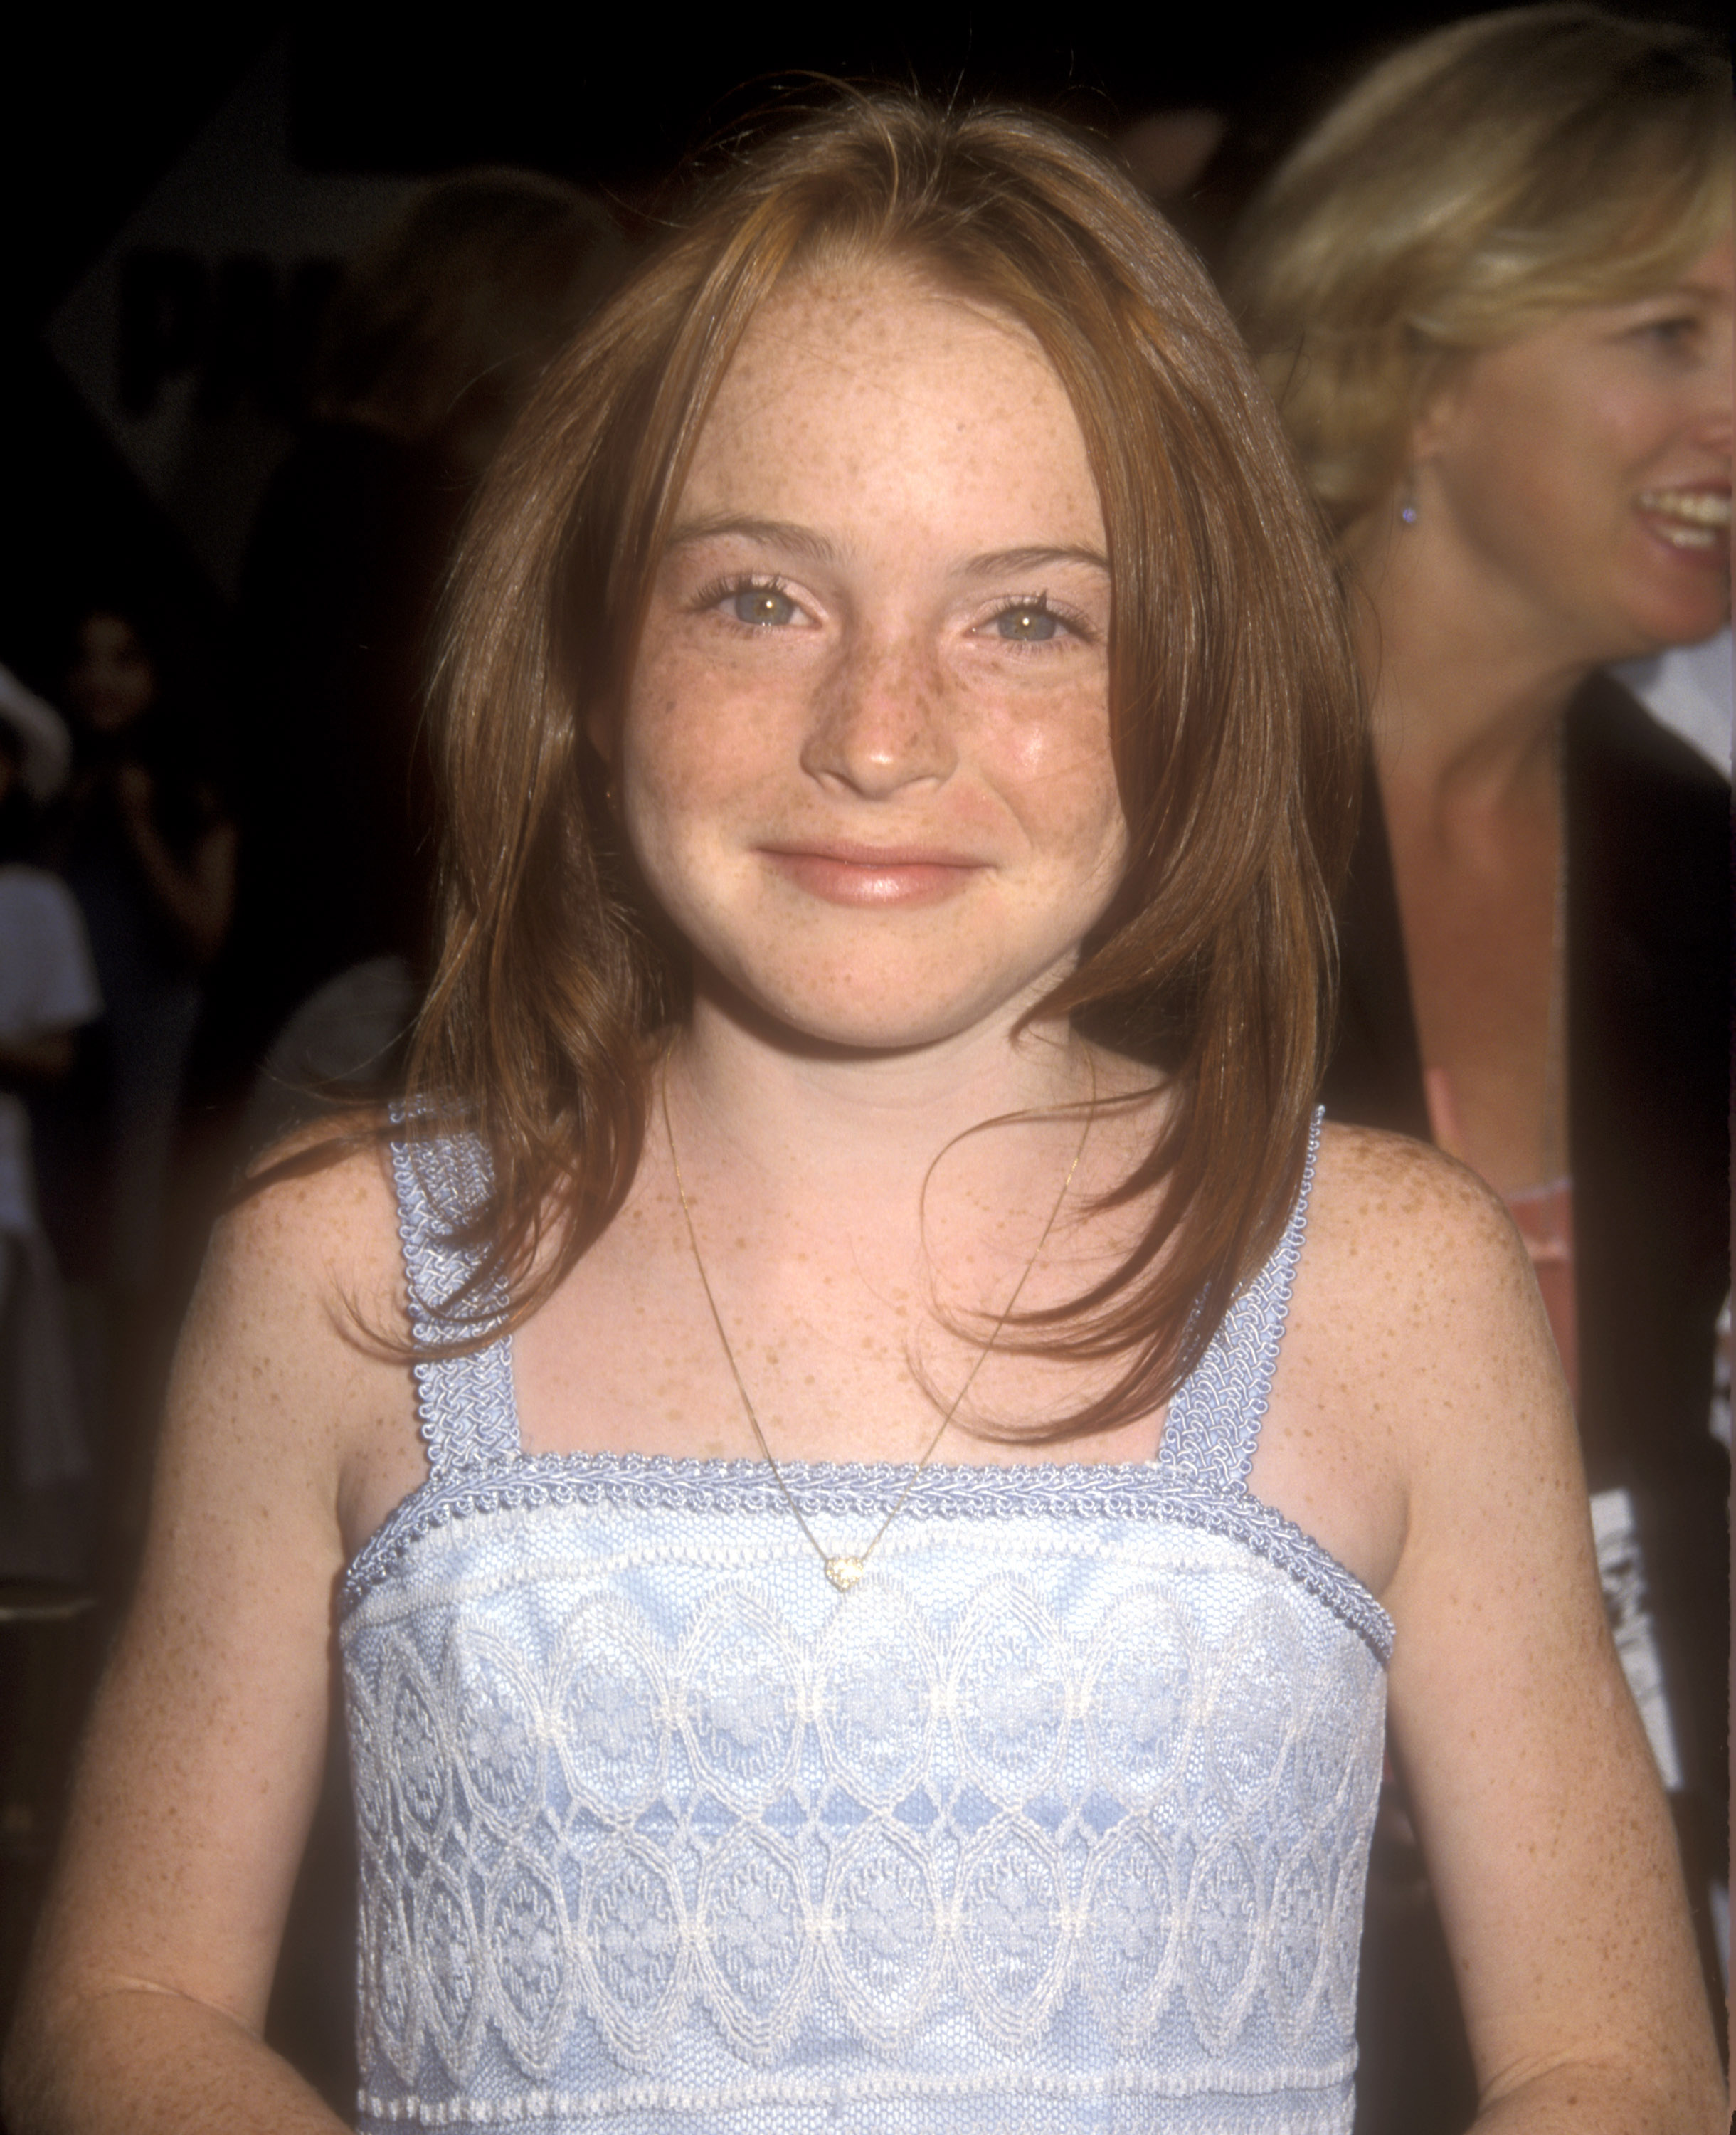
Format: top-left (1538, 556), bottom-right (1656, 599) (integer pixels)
top-left (613, 266), bottom-right (1125, 1053)
top-left (1414, 236), bottom-right (1732, 660)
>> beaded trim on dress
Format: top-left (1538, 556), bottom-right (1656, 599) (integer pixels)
top-left (342, 1445), bottom-right (1391, 1662)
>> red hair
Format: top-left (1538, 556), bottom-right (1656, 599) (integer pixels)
top-left (392, 92), bottom-right (1361, 1433)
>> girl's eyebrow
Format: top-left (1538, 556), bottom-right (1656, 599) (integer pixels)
top-left (665, 521), bottom-right (1111, 581)
top-left (665, 515), bottom-right (845, 566)
top-left (956, 544), bottom-right (1111, 580)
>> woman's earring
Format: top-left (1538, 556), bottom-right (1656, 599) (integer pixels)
top-left (1398, 475), bottom-right (1419, 528)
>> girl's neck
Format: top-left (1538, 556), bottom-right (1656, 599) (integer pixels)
top-left (668, 982), bottom-right (1104, 1218)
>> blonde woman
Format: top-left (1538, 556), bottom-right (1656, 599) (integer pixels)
top-left (1230, 9), bottom-right (1730, 2125)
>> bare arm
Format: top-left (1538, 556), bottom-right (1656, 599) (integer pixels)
top-left (1320, 1136), bottom-right (1724, 2131)
top-left (2, 1151), bottom-right (407, 2132)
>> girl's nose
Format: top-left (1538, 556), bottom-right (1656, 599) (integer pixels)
top-left (799, 632), bottom-right (958, 798)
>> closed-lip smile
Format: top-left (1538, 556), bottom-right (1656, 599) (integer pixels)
top-left (758, 840), bottom-right (986, 907)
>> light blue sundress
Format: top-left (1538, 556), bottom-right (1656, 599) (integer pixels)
top-left (340, 1114), bottom-right (1390, 2132)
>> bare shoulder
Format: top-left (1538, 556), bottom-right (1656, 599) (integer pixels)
top-left (1304, 1119), bottom-right (1526, 1292)
top-left (1294, 1121), bottom-right (1552, 1433)
top-left (1293, 1144), bottom-right (1722, 2117)
top-left (1252, 1122), bottom-right (1567, 1602)
top-left (6, 1127), bottom-right (420, 2081)
top-left (176, 1126), bottom-right (412, 1517)
top-left (221, 1120), bottom-right (404, 1304)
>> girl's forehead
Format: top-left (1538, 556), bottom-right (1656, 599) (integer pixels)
top-left (715, 263), bottom-right (1054, 403)
top-left (678, 265), bottom-right (1101, 537)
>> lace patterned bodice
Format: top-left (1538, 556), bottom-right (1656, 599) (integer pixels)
top-left (341, 1116), bottom-right (1390, 2133)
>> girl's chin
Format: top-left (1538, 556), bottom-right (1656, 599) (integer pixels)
top-left (743, 1003), bottom-right (1016, 1055)
top-left (694, 966), bottom-right (1054, 1056)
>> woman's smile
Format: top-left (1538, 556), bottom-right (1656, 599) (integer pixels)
top-left (1634, 482), bottom-right (1731, 562)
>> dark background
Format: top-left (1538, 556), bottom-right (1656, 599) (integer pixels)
top-left (4, 1), bottom-right (1723, 677)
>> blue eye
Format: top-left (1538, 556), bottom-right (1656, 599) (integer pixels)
top-left (995, 602), bottom-right (1060, 643)
top-left (731, 585), bottom-right (798, 626)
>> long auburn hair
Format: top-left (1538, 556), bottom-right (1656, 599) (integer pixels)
top-left (383, 92), bottom-right (1361, 1436)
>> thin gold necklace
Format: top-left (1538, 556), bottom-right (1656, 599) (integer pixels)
top-left (660, 1063), bottom-right (1094, 1593)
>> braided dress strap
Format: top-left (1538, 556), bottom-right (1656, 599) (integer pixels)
top-left (1155, 1108), bottom-right (1323, 1495)
top-left (388, 1122), bottom-right (519, 1477)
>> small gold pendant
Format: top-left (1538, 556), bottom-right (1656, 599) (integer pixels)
top-left (825, 1556), bottom-right (865, 1593)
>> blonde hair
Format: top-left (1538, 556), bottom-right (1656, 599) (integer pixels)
top-left (1227, 6), bottom-right (1732, 527)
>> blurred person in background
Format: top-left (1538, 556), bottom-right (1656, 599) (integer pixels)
top-left (1616, 621), bottom-right (1730, 775)
top-left (28, 603), bottom-right (235, 1568)
top-left (1229, 9), bottom-right (1731, 2126)
top-left (202, 170), bottom-right (633, 1142)
top-left (42, 604), bottom-right (234, 1344)
top-left (0, 685), bottom-right (100, 1581)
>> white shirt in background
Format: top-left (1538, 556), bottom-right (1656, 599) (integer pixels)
top-left (1613, 627), bottom-right (1732, 778)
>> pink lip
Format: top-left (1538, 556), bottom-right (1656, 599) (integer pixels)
top-left (759, 842), bottom-right (985, 907)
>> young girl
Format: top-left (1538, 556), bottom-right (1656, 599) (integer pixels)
top-left (6, 95), bottom-right (1720, 2135)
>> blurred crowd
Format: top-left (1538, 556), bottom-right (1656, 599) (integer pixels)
top-left (0, 167), bottom-right (635, 2077)
top-left (1, 169), bottom-right (633, 1580)
top-left (0, 9), bottom-right (1728, 2125)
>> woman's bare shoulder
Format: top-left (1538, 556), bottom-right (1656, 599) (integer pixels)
top-left (1298, 1147), bottom-right (1718, 2116)
top-left (1247, 1124), bottom-right (1537, 1601)
top-left (1310, 1116), bottom-right (1511, 1238)
top-left (4, 1125), bottom-right (418, 2102)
